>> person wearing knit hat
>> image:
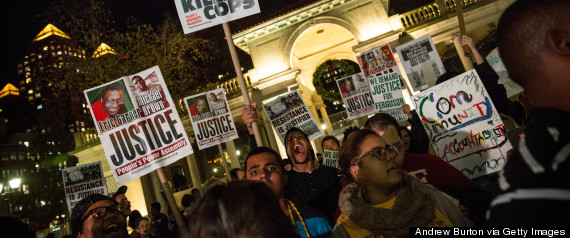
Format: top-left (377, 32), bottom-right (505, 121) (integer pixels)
top-left (108, 185), bottom-right (131, 217)
top-left (71, 193), bottom-right (126, 238)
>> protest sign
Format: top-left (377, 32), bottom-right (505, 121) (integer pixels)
top-left (322, 150), bottom-right (339, 169)
top-left (184, 88), bottom-right (239, 150)
top-left (410, 70), bottom-right (512, 179)
top-left (368, 72), bottom-right (408, 124)
top-left (84, 66), bottom-right (193, 185)
top-left (62, 162), bottom-right (107, 213)
top-left (336, 73), bottom-right (376, 120)
top-left (486, 48), bottom-right (524, 97)
top-left (174, 0), bottom-right (261, 34)
top-left (395, 34), bottom-right (446, 91)
top-left (357, 43), bottom-right (400, 78)
top-left (263, 91), bottom-right (323, 143)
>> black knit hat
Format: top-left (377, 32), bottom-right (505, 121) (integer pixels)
top-left (71, 193), bottom-right (116, 237)
top-left (108, 185), bottom-right (128, 200)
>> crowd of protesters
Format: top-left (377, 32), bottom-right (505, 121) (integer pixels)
top-left (4, 0), bottom-right (568, 237)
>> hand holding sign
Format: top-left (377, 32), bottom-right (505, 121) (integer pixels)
top-left (241, 102), bottom-right (258, 134)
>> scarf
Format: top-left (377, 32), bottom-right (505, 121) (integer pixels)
top-left (338, 173), bottom-right (435, 237)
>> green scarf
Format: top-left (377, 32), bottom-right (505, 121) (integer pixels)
top-left (338, 173), bottom-right (435, 237)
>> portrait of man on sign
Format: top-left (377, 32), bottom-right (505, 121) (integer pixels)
top-left (187, 95), bottom-right (211, 121)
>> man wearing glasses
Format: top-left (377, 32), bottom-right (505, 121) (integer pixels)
top-left (71, 193), bottom-right (127, 238)
top-left (364, 113), bottom-right (490, 226)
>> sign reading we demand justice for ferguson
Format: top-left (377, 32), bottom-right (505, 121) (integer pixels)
top-left (184, 88), bottom-right (238, 150)
top-left (174, 0), bottom-right (260, 34)
top-left (410, 70), bottom-right (512, 179)
top-left (84, 66), bottom-right (193, 185)
top-left (62, 162), bottom-right (107, 214)
top-left (263, 91), bottom-right (323, 143)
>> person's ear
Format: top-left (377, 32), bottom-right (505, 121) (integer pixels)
top-left (350, 165), bottom-right (360, 182)
top-left (547, 30), bottom-right (570, 55)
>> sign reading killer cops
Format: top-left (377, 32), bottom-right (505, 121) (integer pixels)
top-left (62, 162), bottom-right (108, 214)
top-left (263, 91), bottom-right (324, 143)
top-left (336, 73), bottom-right (376, 120)
top-left (174, 0), bottom-right (261, 34)
top-left (410, 70), bottom-right (512, 179)
top-left (184, 88), bottom-right (238, 150)
top-left (84, 66), bottom-right (193, 185)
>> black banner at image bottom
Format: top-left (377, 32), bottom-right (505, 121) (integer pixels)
top-left (410, 227), bottom-right (568, 237)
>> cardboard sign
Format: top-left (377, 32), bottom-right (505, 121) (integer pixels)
top-left (410, 70), bottom-right (512, 179)
top-left (336, 73), bottom-right (376, 120)
top-left (368, 72), bottom-right (408, 124)
top-left (184, 88), bottom-right (239, 150)
top-left (486, 48), bottom-right (524, 97)
top-left (395, 34), bottom-right (446, 91)
top-left (357, 43), bottom-right (400, 78)
top-left (84, 66), bottom-right (193, 185)
top-left (322, 150), bottom-right (339, 169)
top-left (62, 162), bottom-right (107, 213)
top-left (174, 0), bottom-right (261, 34)
top-left (263, 91), bottom-right (323, 143)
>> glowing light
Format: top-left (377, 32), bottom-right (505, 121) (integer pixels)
top-left (213, 168), bottom-right (218, 173)
top-left (34, 24), bottom-right (70, 41)
top-left (9, 178), bottom-right (21, 189)
top-left (321, 124), bottom-right (327, 130)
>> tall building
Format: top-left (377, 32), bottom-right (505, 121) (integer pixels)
top-left (17, 24), bottom-right (92, 136)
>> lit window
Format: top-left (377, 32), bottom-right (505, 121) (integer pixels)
top-left (43, 46), bottom-right (48, 51)
top-left (28, 96), bottom-right (33, 101)
top-left (57, 51), bottom-right (62, 55)
top-left (24, 142), bottom-right (29, 147)
top-left (38, 54), bottom-right (42, 59)
top-left (26, 78), bottom-right (32, 84)
top-left (37, 104), bottom-right (43, 110)
top-left (28, 90), bottom-right (33, 94)
top-left (35, 93), bottom-right (41, 98)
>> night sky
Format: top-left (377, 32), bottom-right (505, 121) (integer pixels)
top-left (0, 0), bottom-right (311, 86)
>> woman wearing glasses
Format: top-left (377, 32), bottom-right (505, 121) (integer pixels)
top-left (332, 129), bottom-right (471, 237)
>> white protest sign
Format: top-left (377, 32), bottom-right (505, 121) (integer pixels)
top-left (322, 150), bottom-right (339, 169)
top-left (357, 43), bottom-right (400, 78)
top-left (336, 73), bottom-right (376, 120)
top-left (395, 34), bottom-right (446, 91)
top-left (485, 48), bottom-right (524, 97)
top-left (62, 162), bottom-right (107, 214)
top-left (174, 0), bottom-right (261, 34)
top-left (410, 69), bottom-right (512, 179)
top-left (368, 72), bottom-right (408, 124)
top-left (84, 66), bottom-right (193, 185)
top-left (184, 88), bottom-right (239, 150)
top-left (263, 91), bottom-right (323, 143)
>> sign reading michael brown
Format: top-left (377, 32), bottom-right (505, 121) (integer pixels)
top-left (174, 0), bottom-right (260, 34)
top-left (184, 88), bottom-right (239, 150)
top-left (84, 66), bottom-right (193, 185)
top-left (410, 70), bottom-right (512, 179)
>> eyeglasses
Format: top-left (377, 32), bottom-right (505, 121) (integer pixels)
top-left (358, 142), bottom-right (402, 162)
top-left (81, 205), bottom-right (120, 222)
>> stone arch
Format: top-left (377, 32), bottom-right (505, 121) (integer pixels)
top-left (284, 17), bottom-right (360, 92)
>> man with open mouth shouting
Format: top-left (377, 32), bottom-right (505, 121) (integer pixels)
top-left (71, 193), bottom-right (127, 238)
top-left (283, 127), bottom-right (342, 228)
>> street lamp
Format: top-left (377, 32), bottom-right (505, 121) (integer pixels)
top-left (9, 178), bottom-right (21, 189)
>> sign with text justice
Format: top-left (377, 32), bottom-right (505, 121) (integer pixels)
top-left (184, 88), bottom-right (239, 150)
top-left (62, 162), bottom-right (107, 214)
top-left (336, 73), bottom-right (376, 120)
top-left (263, 91), bottom-right (323, 143)
top-left (84, 66), bottom-right (193, 185)
top-left (410, 70), bottom-right (512, 179)
top-left (174, 0), bottom-right (260, 34)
